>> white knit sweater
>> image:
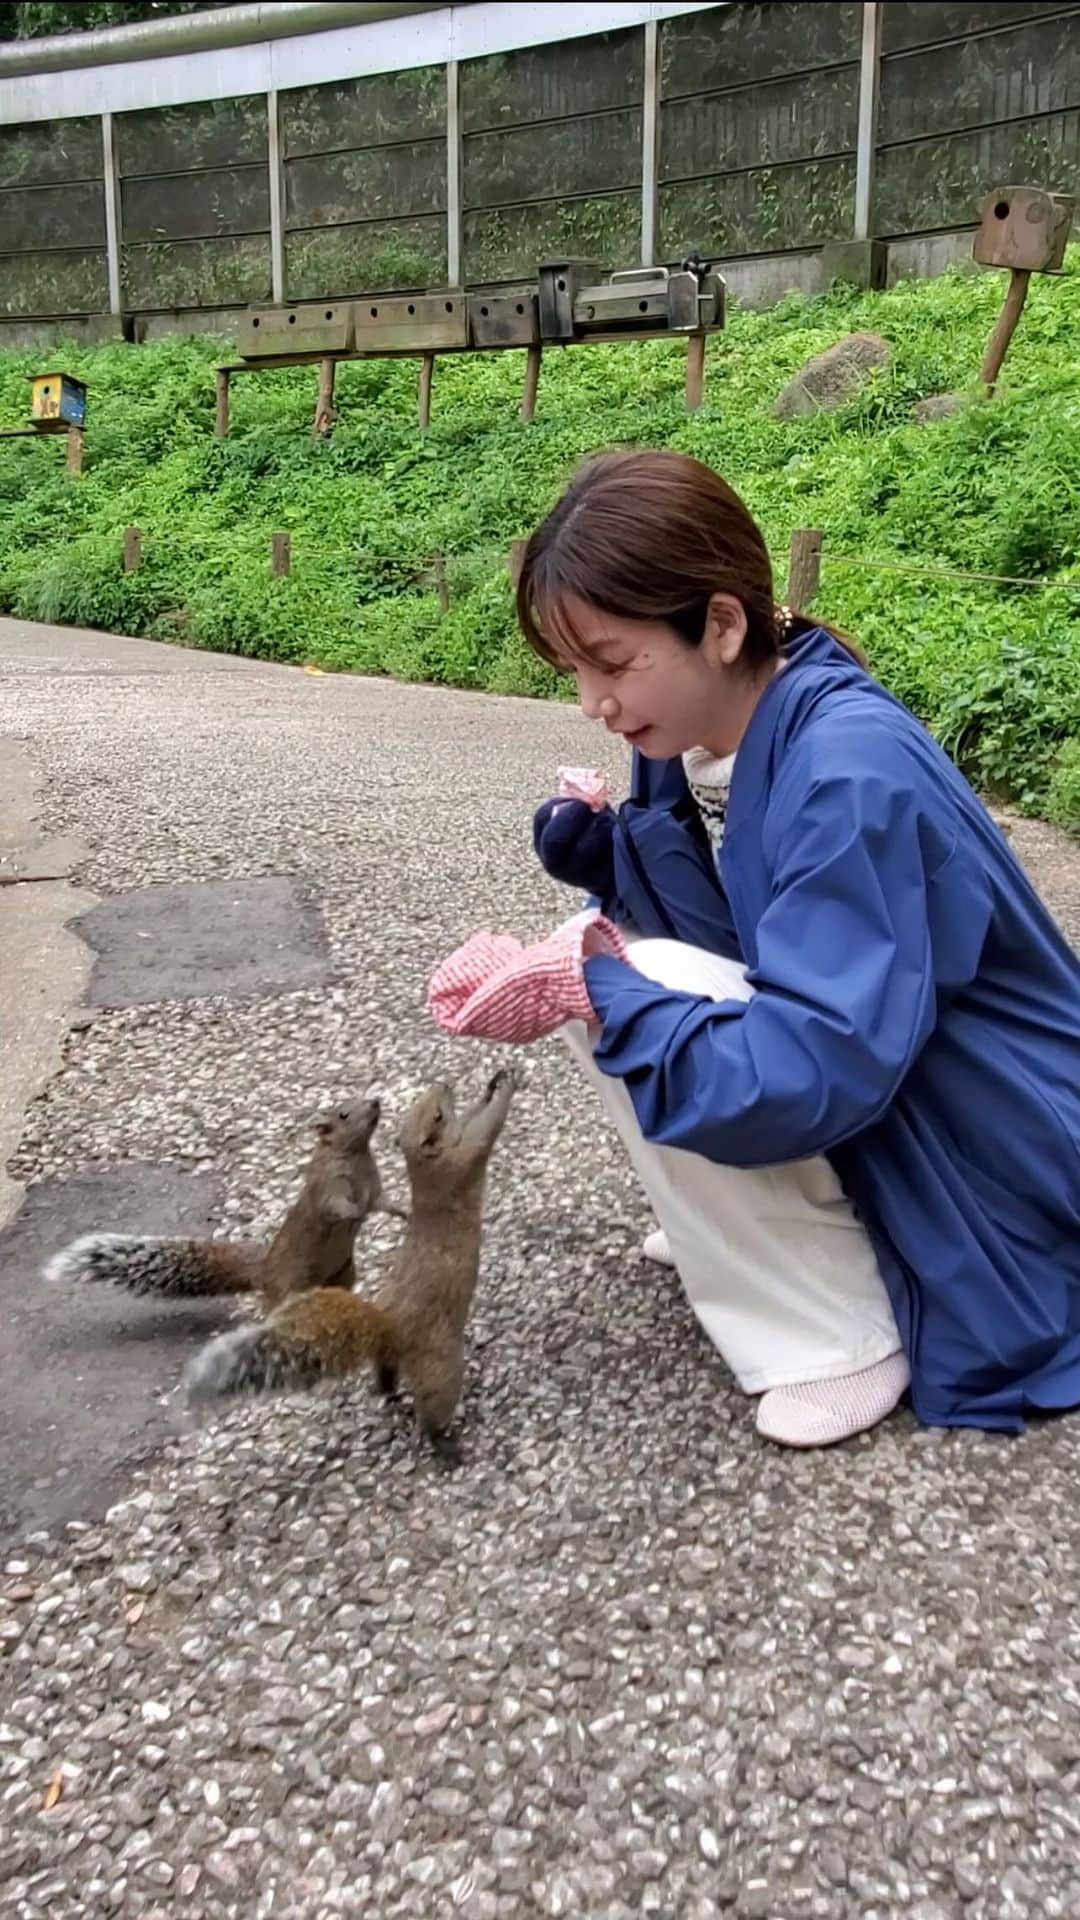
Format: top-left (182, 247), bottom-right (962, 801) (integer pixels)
top-left (682, 744), bottom-right (737, 859)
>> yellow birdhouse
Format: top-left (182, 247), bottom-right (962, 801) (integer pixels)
top-left (29, 371), bottom-right (87, 431)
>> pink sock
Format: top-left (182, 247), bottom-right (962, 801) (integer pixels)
top-left (755, 1351), bottom-right (910, 1449)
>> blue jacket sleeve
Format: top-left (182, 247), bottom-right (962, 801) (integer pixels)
top-left (583, 767), bottom-right (991, 1168)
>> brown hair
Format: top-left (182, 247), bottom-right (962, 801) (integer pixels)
top-left (515, 448), bottom-right (865, 671)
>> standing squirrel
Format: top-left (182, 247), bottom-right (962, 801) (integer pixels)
top-left (42, 1098), bottom-right (392, 1307)
top-left (185, 1065), bottom-right (519, 1453)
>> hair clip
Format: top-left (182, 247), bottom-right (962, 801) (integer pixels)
top-left (775, 603), bottom-right (797, 638)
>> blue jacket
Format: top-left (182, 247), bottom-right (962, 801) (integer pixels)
top-left (536, 628), bottom-right (1080, 1431)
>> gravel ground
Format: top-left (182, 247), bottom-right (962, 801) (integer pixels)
top-left (2, 621), bottom-right (1080, 1920)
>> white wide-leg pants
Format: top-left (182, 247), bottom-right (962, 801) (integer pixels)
top-left (562, 934), bottom-right (902, 1394)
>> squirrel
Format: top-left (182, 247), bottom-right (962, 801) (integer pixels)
top-left (680, 249), bottom-right (714, 278)
top-left (42, 1098), bottom-right (395, 1308)
top-left (185, 1064), bottom-right (519, 1456)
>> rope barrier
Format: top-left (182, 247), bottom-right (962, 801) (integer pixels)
top-left (824, 552), bottom-right (1080, 593)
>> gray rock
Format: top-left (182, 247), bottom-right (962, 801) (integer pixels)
top-left (912, 391), bottom-right (964, 424)
top-left (774, 330), bottom-right (891, 418)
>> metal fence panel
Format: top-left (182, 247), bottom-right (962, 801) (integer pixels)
top-left (464, 193), bottom-right (642, 283)
top-left (662, 155), bottom-right (856, 257)
top-left (286, 215), bottom-right (446, 298)
top-left (121, 234), bottom-right (271, 308)
top-left (658, 3), bottom-right (860, 260)
top-left (881, 1), bottom-right (1070, 55)
top-left (0, 179), bottom-right (106, 253)
top-left (0, 246), bottom-right (107, 314)
top-left (875, 109), bottom-right (1079, 232)
top-left (661, 2), bottom-right (862, 95)
top-left (286, 142), bottom-right (445, 228)
top-left (661, 66), bottom-right (858, 177)
top-left (113, 95), bottom-right (270, 310)
top-left (122, 167), bottom-right (270, 245)
top-left (876, 4), bottom-right (1080, 233)
top-left (464, 110), bottom-right (642, 209)
top-left (879, 10), bottom-right (1080, 142)
top-left (279, 66), bottom-right (446, 296)
top-left (460, 26), bottom-right (643, 283)
top-left (282, 68), bottom-right (446, 156)
top-left (0, 115), bottom-right (106, 316)
top-left (460, 28), bottom-right (642, 131)
top-left (116, 96), bottom-right (268, 176)
top-left (0, 116), bottom-right (102, 189)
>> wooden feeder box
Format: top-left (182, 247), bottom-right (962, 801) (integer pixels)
top-left (29, 370), bottom-right (86, 431)
top-left (220, 250), bottom-right (729, 439)
top-left (468, 291), bottom-right (541, 349)
top-left (972, 184), bottom-right (1076, 391)
top-left (537, 260), bottom-right (601, 340)
top-left (237, 302), bottom-right (353, 360)
top-left (353, 292), bottom-right (469, 353)
top-left (973, 186), bottom-right (1073, 274)
top-left (537, 260), bottom-right (725, 342)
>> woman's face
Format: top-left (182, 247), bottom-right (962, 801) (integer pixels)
top-left (549, 592), bottom-right (763, 760)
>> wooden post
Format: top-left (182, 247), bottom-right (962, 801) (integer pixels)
top-left (418, 351), bottom-right (435, 430)
top-left (980, 267), bottom-right (1031, 393)
top-left (520, 343), bottom-right (542, 423)
top-left (65, 425), bottom-right (84, 475)
top-left (122, 526), bottom-right (142, 573)
top-left (430, 552), bottom-right (449, 612)
top-left (215, 368), bottom-right (230, 437)
top-left (313, 357), bottom-right (337, 437)
top-left (786, 528), bottom-right (823, 610)
top-left (685, 332), bottom-right (706, 411)
top-left (271, 532), bottom-right (292, 577)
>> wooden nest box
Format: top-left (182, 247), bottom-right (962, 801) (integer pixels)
top-left (972, 185), bottom-right (1075, 391)
top-left (536, 259), bottom-right (724, 341)
top-left (973, 186), bottom-right (1073, 274)
top-left (29, 370), bottom-right (87, 433)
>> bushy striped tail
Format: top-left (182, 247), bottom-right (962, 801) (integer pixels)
top-left (42, 1232), bottom-right (260, 1296)
top-left (186, 1289), bottom-right (392, 1404)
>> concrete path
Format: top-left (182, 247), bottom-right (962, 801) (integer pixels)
top-left (1, 615), bottom-right (1079, 1920)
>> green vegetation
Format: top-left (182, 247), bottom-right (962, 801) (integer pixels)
top-left (0, 3), bottom-right (216, 37)
top-left (0, 260), bottom-right (1077, 826)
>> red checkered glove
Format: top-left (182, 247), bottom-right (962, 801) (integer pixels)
top-left (428, 913), bottom-right (629, 1043)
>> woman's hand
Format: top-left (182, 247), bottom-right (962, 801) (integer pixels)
top-left (533, 796), bottom-right (617, 891)
top-left (428, 913), bottom-right (629, 1043)
top-left (533, 765), bottom-right (617, 895)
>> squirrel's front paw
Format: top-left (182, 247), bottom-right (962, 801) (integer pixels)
top-left (486, 1062), bottom-right (523, 1099)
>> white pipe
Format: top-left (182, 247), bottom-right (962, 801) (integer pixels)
top-left (445, 59), bottom-right (462, 289)
top-left (0, 2), bottom-right (443, 77)
top-left (101, 111), bottom-right (122, 317)
top-left (1, 1), bottom-right (718, 129)
top-left (853, 1), bottom-right (882, 244)
top-left (268, 90), bottom-right (286, 306)
top-left (640, 18), bottom-right (660, 266)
